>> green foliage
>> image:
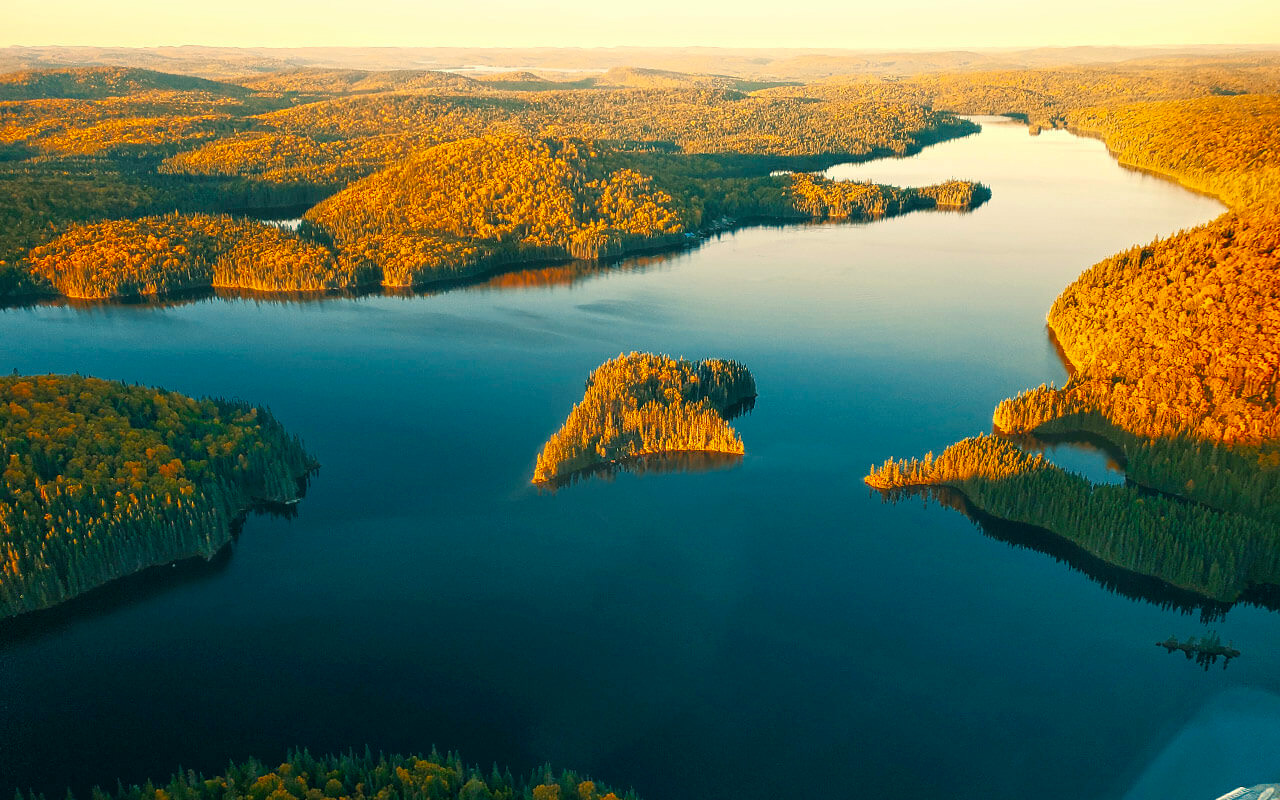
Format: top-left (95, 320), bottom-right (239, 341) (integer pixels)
top-left (13, 749), bottom-right (638, 800)
top-left (866, 435), bottom-right (1280, 603)
top-left (0, 374), bottom-right (316, 618)
top-left (0, 159), bottom-right (163, 266)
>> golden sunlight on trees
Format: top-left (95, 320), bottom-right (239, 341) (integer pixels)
top-left (866, 90), bottom-right (1280, 598)
top-left (533, 352), bottom-right (756, 485)
top-left (25, 213), bottom-right (358, 298)
top-left (865, 435), bottom-right (1280, 603)
top-left (307, 135), bottom-right (690, 287)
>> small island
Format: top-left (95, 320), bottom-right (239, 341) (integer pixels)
top-left (0, 374), bottom-right (317, 618)
top-left (533, 352), bottom-right (756, 486)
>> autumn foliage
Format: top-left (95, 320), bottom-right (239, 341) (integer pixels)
top-left (308, 135), bottom-right (690, 286)
top-left (0, 374), bottom-right (315, 618)
top-left (533, 352), bottom-right (756, 484)
top-left (25, 213), bottom-right (356, 298)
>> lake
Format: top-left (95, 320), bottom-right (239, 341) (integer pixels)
top-left (2, 117), bottom-right (1272, 800)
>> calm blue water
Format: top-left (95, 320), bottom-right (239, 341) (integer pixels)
top-left (2, 118), bottom-right (1274, 800)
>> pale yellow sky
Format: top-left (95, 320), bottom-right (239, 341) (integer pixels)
top-left (7, 0), bottom-right (1280, 49)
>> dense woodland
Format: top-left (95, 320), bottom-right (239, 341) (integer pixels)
top-left (0, 64), bottom-right (986, 299)
top-left (26, 213), bottom-right (356, 297)
top-left (0, 374), bottom-right (315, 618)
top-left (773, 59), bottom-right (1280, 130)
top-left (0, 77), bottom-right (985, 300)
top-left (5, 52), bottom-right (1280, 800)
top-left (865, 435), bottom-right (1280, 603)
top-left (306, 135), bottom-right (689, 286)
top-left (837, 67), bottom-right (1280, 594)
top-left (2, 58), bottom-right (1278, 590)
top-left (986, 97), bottom-right (1280, 521)
top-left (12, 749), bottom-right (636, 800)
top-left (533, 352), bottom-right (756, 485)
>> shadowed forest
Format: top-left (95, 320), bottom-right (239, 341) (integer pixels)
top-left (0, 374), bottom-right (315, 618)
top-left (10, 749), bottom-right (637, 800)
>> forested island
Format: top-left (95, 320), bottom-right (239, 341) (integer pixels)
top-left (0, 374), bottom-right (315, 618)
top-left (10, 749), bottom-right (637, 800)
top-left (533, 352), bottom-right (756, 486)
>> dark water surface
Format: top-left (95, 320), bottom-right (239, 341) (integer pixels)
top-left (2, 118), bottom-right (1274, 800)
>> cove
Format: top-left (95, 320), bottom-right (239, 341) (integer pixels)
top-left (2, 118), bottom-right (1272, 800)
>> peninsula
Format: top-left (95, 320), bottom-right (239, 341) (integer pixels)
top-left (0, 374), bottom-right (316, 618)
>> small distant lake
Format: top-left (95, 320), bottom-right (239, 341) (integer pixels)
top-left (3, 118), bottom-right (1273, 800)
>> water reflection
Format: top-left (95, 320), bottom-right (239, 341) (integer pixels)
top-left (0, 545), bottom-right (236, 648)
top-left (0, 497), bottom-right (300, 648)
top-left (877, 484), bottom-right (1238, 622)
top-left (1007, 431), bottom-right (1127, 485)
top-left (0, 112), bottom-right (1242, 800)
top-left (2, 245), bottom-right (685, 314)
top-left (535, 450), bottom-right (744, 491)
top-left (1155, 633), bottom-right (1241, 671)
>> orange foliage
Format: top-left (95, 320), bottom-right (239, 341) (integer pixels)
top-left (533, 352), bottom-right (755, 484)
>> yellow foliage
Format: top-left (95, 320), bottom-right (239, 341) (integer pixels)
top-left (533, 352), bottom-right (756, 484)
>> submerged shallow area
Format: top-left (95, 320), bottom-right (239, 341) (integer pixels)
top-left (2, 118), bottom-right (1272, 800)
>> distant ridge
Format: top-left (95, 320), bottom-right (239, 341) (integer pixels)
top-left (2, 44), bottom-right (1279, 82)
top-left (0, 65), bottom-right (250, 99)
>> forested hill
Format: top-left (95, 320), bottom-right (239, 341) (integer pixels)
top-left (0, 66), bottom-right (251, 100)
top-left (3, 130), bottom-right (987, 300)
top-left (0, 63), bottom-right (985, 301)
top-left (306, 135), bottom-right (690, 287)
top-left (0, 374), bottom-right (316, 618)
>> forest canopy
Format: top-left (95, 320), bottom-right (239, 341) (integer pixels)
top-left (0, 374), bottom-right (316, 618)
top-left (533, 352), bottom-right (757, 485)
top-left (864, 89), bottom-right (1280, 606)
top-left (12, 748), bottom-right (638, 800)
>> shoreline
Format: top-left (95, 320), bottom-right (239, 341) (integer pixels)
top-left (0, 190), bottom-right (988, 309)
top-left (0, 469), bottom-right (316, 623)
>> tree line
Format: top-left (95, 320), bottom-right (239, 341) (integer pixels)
top-left (12, 748), bottom-right (637, 800)
top-left (866, 435), bottom-right (1280, 604)
top-left (0, 373), bottom-right (316, 618)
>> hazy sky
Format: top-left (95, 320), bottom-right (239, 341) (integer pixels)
top-left (7, 0), bottom-right (1280, 49)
